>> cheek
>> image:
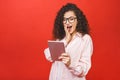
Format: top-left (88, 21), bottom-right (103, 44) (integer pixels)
top-left (63, 24), bottom-right (65, 27)
top-left (74, 22), bottom-right (77, 29)
top-left (73, 23), bottom-right (77, 29)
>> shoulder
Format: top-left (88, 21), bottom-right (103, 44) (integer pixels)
top-left (77, 33), bottom-right (92, 40)
top-left (82, 34), bottom-right (92, 42)
top-left (83, 34), bottom-right (91, 39)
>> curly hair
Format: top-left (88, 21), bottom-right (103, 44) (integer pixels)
top-left (53, 3), bottom-right (90, 40)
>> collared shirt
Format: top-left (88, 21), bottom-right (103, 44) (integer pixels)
top-left (44, 33), bottom-right (93, 80)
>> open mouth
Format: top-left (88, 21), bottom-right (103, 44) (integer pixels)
top-left (67, 26), bottom-right (72, 32)
top-left (67, 26), bottom-right (72, 29)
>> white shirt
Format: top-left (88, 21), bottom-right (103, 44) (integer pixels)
top-left (44, 33), bottom-right (93, 80)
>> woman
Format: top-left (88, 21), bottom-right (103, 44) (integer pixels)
top-left (44, 3), bottom-right (93, 80)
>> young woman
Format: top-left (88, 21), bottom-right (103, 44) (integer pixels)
top-left (44, 3), bottom-right (93, 80)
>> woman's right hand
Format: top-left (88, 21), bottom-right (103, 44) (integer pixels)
top-left (64, 26), bottom-right (72, 44)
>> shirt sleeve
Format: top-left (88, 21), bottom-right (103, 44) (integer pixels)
top-left (68, 35), bottom-right (93, 77)
top-left (44, 48), bottom-right (53, 62)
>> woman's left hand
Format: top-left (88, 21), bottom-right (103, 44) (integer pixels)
top-left (58, 53), bottom-right (71, 66)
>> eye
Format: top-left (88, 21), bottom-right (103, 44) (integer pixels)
top-left (63, 18), bottom-right (66, 21)
top-left (69, 17), bottom-right (74, 22)
top-left (69, 18), bottom-right (74, 21)
top-left (63, 18), bottom-right (67, 23)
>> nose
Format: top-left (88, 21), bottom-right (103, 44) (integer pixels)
top-left (66, 20), bottom-right (70, 24)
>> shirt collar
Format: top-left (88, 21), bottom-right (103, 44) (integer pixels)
top-left (74, 32), bottom-right (82, 38)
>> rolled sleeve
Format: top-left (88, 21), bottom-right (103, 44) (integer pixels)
top-left (44, 48), bottom-right (53, 62)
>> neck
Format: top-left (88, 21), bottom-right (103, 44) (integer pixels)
top-left (71, 31), bottom-right (77, 37)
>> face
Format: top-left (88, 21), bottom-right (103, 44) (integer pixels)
top-left (63, 11), bottom-right (77, 34)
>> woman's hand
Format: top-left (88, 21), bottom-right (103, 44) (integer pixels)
top-left (58, 53), bottom-right (71, 66)
top-left (64, 26), bottom-right (72, 44)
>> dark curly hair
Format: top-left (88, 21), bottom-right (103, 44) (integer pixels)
top-left (53, 3), bottom-right (90, 40)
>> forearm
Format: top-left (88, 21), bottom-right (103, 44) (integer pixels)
top-left (44, 48), bottom-right (53, 62)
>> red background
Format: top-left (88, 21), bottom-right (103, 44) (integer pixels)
top-left (0, 0), bottom-right (120, 80)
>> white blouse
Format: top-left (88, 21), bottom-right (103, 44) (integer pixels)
top-left (44, 33), bottom-right (93, 80)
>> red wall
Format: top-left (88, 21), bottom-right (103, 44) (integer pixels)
top-left (0, 0), bottom-right (120, 80)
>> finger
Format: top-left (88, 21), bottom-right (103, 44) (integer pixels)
top-left (62, 58), bottom-right (70, 66)
top-left (58, 56), bottom-right (63, 59)
top-left (61, 56), bottom-right (70, 60)
top-left (61, 53), bottom-right (69, 57)
top-left (64, 27), bottom-right (71, 43)
top-left (59, 53), bottom-right (66, 59)
top-left (64, 26), bottom-right (68, 32)
top-left (64, 26), bottom-right (70, 35)
top-left (62, 59), bottom-right (68, 64)
top-left (58, 56), bottom-right (68, 60)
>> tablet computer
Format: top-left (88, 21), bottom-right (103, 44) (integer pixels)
top-left (48, 41), bottom-right (65, 61)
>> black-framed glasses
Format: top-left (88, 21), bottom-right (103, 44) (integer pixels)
top-left (63, 16), bottom-right (77, 24)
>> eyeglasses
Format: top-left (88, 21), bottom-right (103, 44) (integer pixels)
top-left (63, 16), bottom-right (77, 24)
